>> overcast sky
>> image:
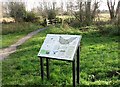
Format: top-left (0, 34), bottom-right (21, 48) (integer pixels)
top-left (0, 0), bottom-right (119, 11)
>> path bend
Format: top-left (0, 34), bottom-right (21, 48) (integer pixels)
top-left (0, 27), bottom-right (48, 60)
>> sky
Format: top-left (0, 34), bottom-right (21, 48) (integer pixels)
top-left (25, 0), bottom-right (118, 11)
top-left (26, 0), bottom-right (108, 11)
top-left (0, 0), bottom-right (119, 11)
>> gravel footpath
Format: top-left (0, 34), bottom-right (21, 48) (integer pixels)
top-left (0, 27), bottom-right (48, 60)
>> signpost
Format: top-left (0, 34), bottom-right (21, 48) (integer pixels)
top-left (38, 34), bottom-right (82, 86)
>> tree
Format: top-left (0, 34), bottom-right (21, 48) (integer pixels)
top-left (47, 9), bottom-right (56, 20)
top-left (48, 2), bottom-right (57, 19)
top-left (1, 2), bottom-right (9, 17)
top-left (74, 0), bottom-right (99, 26)
top-left (115, 0), bottom-right (120, 19)
top-left (23, 11), bottom-right (36, 22)
top-left (8, 2), bottom-right (26, 22)
top-left (60, 1), bottom-right (64, 27)
top-left (107, 0), bottom-right (120, 20)
top-left (85, 0), bottom-right (92, 25)
top-left (116, 0), bottom-right (120, 25)
top-left (67, 1), bottom-right (74, 16)
top-left (38, 1), bottom-right (57, 20)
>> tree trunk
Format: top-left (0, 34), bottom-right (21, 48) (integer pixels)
top-left (107, 0), bottom-right (116, 20)
top-left (115, 1), bottom-right (120, 18)
top-left (85, 0), bottom-right (91, 26)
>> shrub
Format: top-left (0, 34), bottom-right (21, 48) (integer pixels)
top-left (70, 19), bottom-right (81, 27)
top-left (63, 11), bottom-right (70, 15)
top-left (56, 17), bottom-right (62, 23)
top-left (97, 24), bottom-right (119, 36)
top-left (64, 18), bottom-right (81, 28)
top-left (8, 2), bottom-right (26, 22)
top-left (47, 9), bottom-right (56, 20)
top-left (24, 12), bottom-right (36, 22)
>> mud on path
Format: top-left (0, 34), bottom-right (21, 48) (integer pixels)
top-left (0, 27), bottom-right (48, 60)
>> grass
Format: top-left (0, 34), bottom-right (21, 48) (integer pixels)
top-left (98, 13), bottom-right (110, 21)
top-left (57, 15), bottom-right (75, 20)
top-left (2, 25), bottom-right (119, 86)
top-left (1, 22), bottom-right (43, 48)
top-left (57, 13), bottom-right (110, 22)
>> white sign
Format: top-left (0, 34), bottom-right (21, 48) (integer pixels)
top-left (38, 34), bottom-right (82, 61)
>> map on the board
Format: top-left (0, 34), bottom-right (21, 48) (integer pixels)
top-left (38, 34), bottom-right (82, 61)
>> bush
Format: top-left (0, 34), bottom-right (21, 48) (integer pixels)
top-left (8, 2), bottom-right (26, 22)
top-left (63, 11), bottom-right (70, 15)
top-left (97, 24), bottom-right (120, 36)
top-left (23, 12), bottom-right (36, 22)
top-left (64, 18), bottom-right (81, 27)
top-left (55, 17), bottom-right (62, 23)
top-left (47, 9), bottom-right (56, 20)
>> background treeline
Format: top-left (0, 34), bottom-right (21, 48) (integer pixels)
top-left (1, 0), bottom-right (120, 35)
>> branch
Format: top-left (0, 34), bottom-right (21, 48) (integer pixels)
top-left (107, 0), bottom-right (111, 10)
top-left (92, 1), bottom-right (99, 19)
top-left (107, 0), bottom-right (112, 14)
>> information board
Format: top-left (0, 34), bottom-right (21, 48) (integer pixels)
top-left (38, 34), bottom-right (82, 61)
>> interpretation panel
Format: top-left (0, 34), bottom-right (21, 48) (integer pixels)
top-left (38, 34), bottom-right (82, 61)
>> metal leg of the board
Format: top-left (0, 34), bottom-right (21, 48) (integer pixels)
top-left (72, 59), bottom-right (76, 87)
top-left (40, 57), bottom-right (44, 80)
top-left (46, 58), bottom-right (50, 79)
top-left (77, 46), bottom-right (80, 84)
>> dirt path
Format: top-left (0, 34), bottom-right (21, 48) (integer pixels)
top-left (0, 27), bottom-right (48, 60)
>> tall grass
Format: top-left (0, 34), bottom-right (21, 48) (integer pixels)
top-left (2, 22), bottom-right (43, 48)
top-left (2, 22), bottom-right (41, 35)
top-left (97, 24), bottom-right (120, 36)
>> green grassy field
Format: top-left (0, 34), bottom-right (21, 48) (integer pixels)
top-left (57, 15), bottom-right (75, 20)
top-left (98, 13), bottom-right (110, 21)
top-left (57, 13), bottom-right (110, 22)
top-left (1, 22), bottom-right (42, 48)
top-left (2, 25), bottom-right (119, 86)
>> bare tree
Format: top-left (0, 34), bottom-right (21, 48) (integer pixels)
top-left (1, 2), bottom-right (9, 17)
top-left (77, 1), bottom-right (83, 22)
top-left (41, 1), bottom-right (48, 18)
top-left (60, 1), bottom-right (64, 27)
top-left (8, 2), bottom-right (26, 22)
top-left (74, 0), bottom-right (99, 26)
top-left (115, 0), bottom-right (120, 19)
top-left (52, 2), bottom-right (56, 10)
top-left (37, 1), bottom-right (57, 20)
top-left (68, 1), bottom-right (74, 16)
top-left (107, 0), bottom-right (120, 20)
top-left (116, 0), bottom-right (120, 25)
top-left (85, 0), bottom-right (92, 25)
top-left (91, 0), bottom-right (99, 19)
top-left (37, 2), bottom-right (43, 16)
